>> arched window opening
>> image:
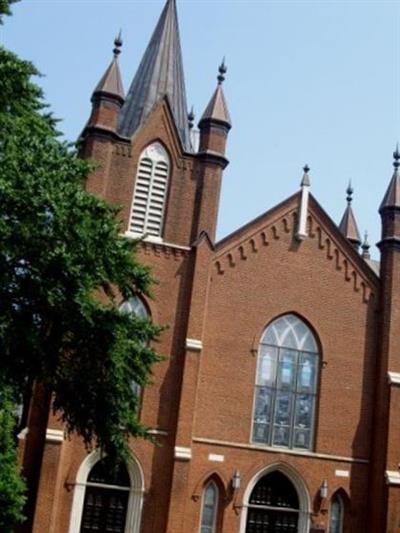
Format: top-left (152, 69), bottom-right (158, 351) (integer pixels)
top-left (329, 492), bottom-right (345, 533)
top-left (119, 296), bottom-right (149, 404)
top-left (200, 481), bottom-right (219, 533)
top-left (80, 458), bottom-right (130, 533)
top-left (129, 142), bottom-right (170, 239)
top-left (252, 314), bottom-right (319, 450)
top-left (246, 471), bottom-right (300, 533)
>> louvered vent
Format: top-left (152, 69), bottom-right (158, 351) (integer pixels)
top-left (129, 143), bottom-right (169, 238)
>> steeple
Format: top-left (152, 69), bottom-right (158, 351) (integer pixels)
top-left (379, 144), bottom-right (400, 212)
top-left (339, 182), bottom-right (361, 250)
top-left (118, 0), bottom-right (191, 150)
top-left (92, 32), bottom-right (124, 104)
top-left (199, 59), bottom-right (232, 129)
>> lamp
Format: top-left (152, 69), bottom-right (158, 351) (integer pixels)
top-left (320, 479), bottom-right (328, 499)
top-left (232, 470), bottom-right (241, 490)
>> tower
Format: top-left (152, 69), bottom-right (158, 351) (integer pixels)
top-left (369, 146), bottom-right (400, 531)
top-left (81, 0), bottom-right (231, 249)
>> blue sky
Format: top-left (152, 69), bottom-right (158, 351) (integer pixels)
top-left (2, 0), bottom-right (399, 257)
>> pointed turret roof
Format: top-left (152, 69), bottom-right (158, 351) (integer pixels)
top-left (93, 34), bottom-right (124, 103)
top-left (379, 145), bottom-right (400, 212)
top-left (339, 183), bottom-right (361, 248)
top-left (118, 0), bottom-right (190, 150)
top-left (199, 60), bottom-right (231, 128)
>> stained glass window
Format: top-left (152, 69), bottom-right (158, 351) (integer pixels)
top-left (252, 314), bottom-right (319, 450)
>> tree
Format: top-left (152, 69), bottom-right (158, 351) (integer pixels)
top-left (0, 388), bottom-right (26, 533)
top-left (0, 2), bottom-right (162, 528)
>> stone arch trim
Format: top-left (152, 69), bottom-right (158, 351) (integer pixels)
top-left (239, 462), bottom-right (311, 533)
top-left (68, 449), bottom-right (144, 533)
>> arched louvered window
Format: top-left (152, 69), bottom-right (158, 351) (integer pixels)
top-left (80, 458), bottom-right (130, 533)
top-left (252, 314), bottom-right (319, 450)
top-left (129, 142), bottom-right (170, 239)
top-left (329, 492), bottom-right (345, 533)
top-left (199, 481), bottom-right (219, 533)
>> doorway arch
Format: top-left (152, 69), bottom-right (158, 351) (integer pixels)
top-left (240, 463), bottom-right (310, 533)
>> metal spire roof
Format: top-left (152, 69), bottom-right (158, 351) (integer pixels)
top-left (93, 33), bottom-right (124, 103)
top-left (379, 145), bottom-right (400, 212)
top-left (118, 0), bottom-right (191, 150)
top-left (339, 182), bottom-right (361, 248)
top-left (199, 60), bottom-right (231, 128)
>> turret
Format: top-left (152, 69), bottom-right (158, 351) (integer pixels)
top-left (369, 146), bottom-right (400, 531)
top-left (192, 62), bottom-right (232, 242)
top-left (338, 182), bottom-right (361, 251)
top-left (198, 60), bottom-right (231, 160)
top-left (86, 34), bottom-right (125, 134)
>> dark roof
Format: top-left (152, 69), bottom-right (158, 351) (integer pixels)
top-left (93, 56), bottom-right (124, 102)
top-left (199, 85), bottom-right (231, 128)
top-left (380, 169), bottom-right (400, 211)
top-left (339, 205), bottom-right (361, 245)
top-left (118, 0), bottom-right (191, 150)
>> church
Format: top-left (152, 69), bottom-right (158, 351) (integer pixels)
top-left (19, 0), bottom-right (400, 532)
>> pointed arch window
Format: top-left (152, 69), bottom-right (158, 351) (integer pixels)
top-left (199, 481), bottom-right (219, 533)
top-left (252, 314), bottom-right (319, 450)
top-left (129, 142), bottom-right (170, 239)
top-left (119, 296), bottom-right (149, 403)
top-left (329, 492), bottom-right (344, 533)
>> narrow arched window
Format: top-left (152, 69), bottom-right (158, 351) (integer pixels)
top-left (199, 481), bottom-right (218, 533)
top-left (252, 314), bottom-right (319, 450)
top-left (329, 492), bottom-right (344, 533)
top-left (119, 296), bottom-right (149, 404)
top-left (80, 457), bottom-right (130, 533)
top-left (129, 142), bottom-right (170, 239)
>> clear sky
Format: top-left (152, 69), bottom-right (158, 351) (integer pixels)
top-left (2, 0), bottom-right (399, 258)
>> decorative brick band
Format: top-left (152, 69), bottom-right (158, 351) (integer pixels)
top-left (186, 338), bottom-right (203, 351)
top-left (46, 428), bottom-right (64, 444)
top-left (387, 371), bottom-right (400, 385)
top-left (174, 446), bottom-right (192, 460)
top-left (385, 470), bottom-right (400, 485)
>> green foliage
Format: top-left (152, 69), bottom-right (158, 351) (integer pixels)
top-left (0, 0), bottom-right (19, 23)
top-left (0, 44), bottom-right (163, 463)
top-left (0, 388), bottom-right (26, 532)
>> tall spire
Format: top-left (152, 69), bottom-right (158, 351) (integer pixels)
top-left (339, 182), bottom-right (361, 250)
top-left (92, 33), bottom-right (124, 104)
top-left (118, 0), bottom-right (191, 150)
top-left (199, 60), bottom-right (232, 128)
top-left (379, 144), bottom-right (400, 212)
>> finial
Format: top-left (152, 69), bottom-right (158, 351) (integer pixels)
top-left (346, 181), bottom-right (353, 205)
top-left (113, 30), bottom-right (123, 57)
top-left (217, 57), bottom-right (227, 85)
top-left (361, 231), bottom-right (370, 259)
top-left (393, 143), bottom-right (400, 170)
top-left (188, 106), bottom-right (195, 130)
top-left (301, 164), bottom-right (310, 187)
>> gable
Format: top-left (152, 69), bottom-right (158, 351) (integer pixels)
top-left (213, 192), bottom-right (379, 305)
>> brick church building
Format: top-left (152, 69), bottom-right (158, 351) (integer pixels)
top-left (19, 0), bottom-right (400, 532)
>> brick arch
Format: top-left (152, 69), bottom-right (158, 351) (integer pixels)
top-left (239, 462), bottom-right (311, 533)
